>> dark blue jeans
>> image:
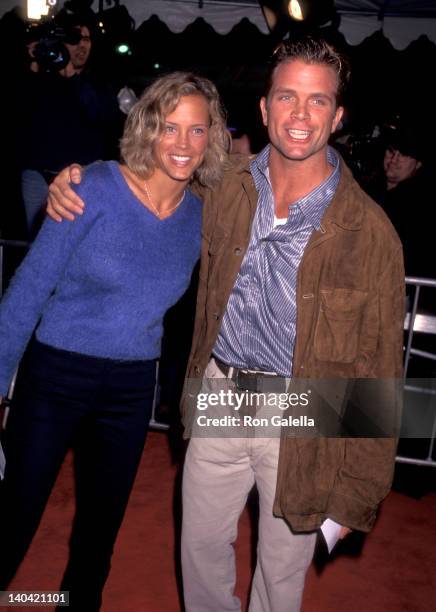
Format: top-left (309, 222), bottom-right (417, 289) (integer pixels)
top-left (0, 340), bottom-right (157, 610)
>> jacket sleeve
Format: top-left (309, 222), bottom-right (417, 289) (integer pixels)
top-left (325, 247), bottom-right (405, 531)
top-left (0, 185), bottom-right (98, 396)
top-left (180, 186), bottom-right (218, 433)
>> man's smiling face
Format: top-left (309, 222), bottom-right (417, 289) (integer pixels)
top-left (260, 59), bottom-right (343, 166)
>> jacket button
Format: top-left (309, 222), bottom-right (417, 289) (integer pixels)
top-left (234, 247), bottom-right (242, 255)
top-left (213, 312), bottom-right (220, 320)
top-left (194, 366), bottom-right (201, 375)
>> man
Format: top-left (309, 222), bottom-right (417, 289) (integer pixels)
top-left (27, 20), bottom-right (91, 77)
top-left (20, 12), bottom-right (120, 237)
top-left (178, 39), bottom-right (404, 612)
top-left (47, 36), bottom-right (404, 612)
top-left (367, 128), bottom-right (431, 277)
top-left (65, 23), bottom-right (92, 75)
top-left (383, 135), bottom-right (422, 193)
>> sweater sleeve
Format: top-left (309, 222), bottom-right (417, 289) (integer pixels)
top-left (0, 180), bottom-right (100, 396)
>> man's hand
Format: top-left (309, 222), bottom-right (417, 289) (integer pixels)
top-left (59, 61), bottom-right (77, 79)
top-left (47, 165), bottom-right (84, 222)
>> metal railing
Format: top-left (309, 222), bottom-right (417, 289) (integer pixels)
top-left (404, 276), bottom-right (436, 372)
top-left (398, 276), bottom-right (436, 467)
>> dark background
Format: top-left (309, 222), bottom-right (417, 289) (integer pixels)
top-left (0, 7), bottom-right (435, 239)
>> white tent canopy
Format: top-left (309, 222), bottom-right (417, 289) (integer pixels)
top-left (3, 1), bottom-right (436, 49)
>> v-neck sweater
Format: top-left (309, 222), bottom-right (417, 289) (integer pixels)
top-left (0, 161), bottom-right (202, 395)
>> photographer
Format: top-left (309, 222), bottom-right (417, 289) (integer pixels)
top-left (366, 126), bottom-right (433, 278)
top-left (20, 11), bottom-right (120, 237)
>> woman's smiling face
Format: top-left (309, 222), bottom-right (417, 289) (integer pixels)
top-left (152, 94), bottom-right (211, 185)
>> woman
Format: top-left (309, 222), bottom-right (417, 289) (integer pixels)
top-left (0, 72), bottom-right (229, 610)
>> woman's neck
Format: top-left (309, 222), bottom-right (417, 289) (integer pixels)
top-left (121, 165), bottom-right (188, 218)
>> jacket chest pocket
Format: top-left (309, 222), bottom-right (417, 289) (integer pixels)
top-left (314, 288), bottom-right (368, 363)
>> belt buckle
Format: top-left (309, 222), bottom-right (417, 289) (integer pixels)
top-left (235, 370), bottom-right (259, 393)
top-left (241, 370), bottom-right (287, 394)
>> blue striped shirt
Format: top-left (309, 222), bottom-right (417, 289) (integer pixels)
top-left (213, 145), bottom-right (340, 376)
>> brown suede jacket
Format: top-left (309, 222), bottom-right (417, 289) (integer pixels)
top-left (182, 153), bottom-right (405, 533)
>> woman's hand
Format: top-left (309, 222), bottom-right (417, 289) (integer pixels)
top-left (47, 165), bottom-right (85, 222)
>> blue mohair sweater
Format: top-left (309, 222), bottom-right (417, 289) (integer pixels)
top-left (0, 161), bottom-right (202, 396)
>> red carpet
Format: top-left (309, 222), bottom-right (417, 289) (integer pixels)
top-left (5, 432), bottom-right (436, 611)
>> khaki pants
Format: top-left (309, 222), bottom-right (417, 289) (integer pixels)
top-left (181, 358), bottom-right (316, 612)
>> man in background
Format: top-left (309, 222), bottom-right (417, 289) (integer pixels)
top-left (21, 11), bottom-right (120, 237)
top-left (65, 21), bottom-right (92, 74)
top-left (368, 127), bottom-right (432, 277)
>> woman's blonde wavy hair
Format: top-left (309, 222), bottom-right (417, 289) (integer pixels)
top-left (120, 72), bottom-right (230, 188)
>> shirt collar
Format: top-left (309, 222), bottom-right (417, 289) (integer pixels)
top-left (250, 145), bottom-right (270, 191)
top-left (250, 145), bottom-right (341, 230)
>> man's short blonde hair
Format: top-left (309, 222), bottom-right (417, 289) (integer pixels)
top-left (120, 72), bottom-right (230, 188)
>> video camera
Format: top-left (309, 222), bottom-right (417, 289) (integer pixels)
top-left (26, 15), bottom-right (83, 72)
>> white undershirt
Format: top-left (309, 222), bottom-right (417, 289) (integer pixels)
top-left (273, 215), bottom-right (288, 227)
